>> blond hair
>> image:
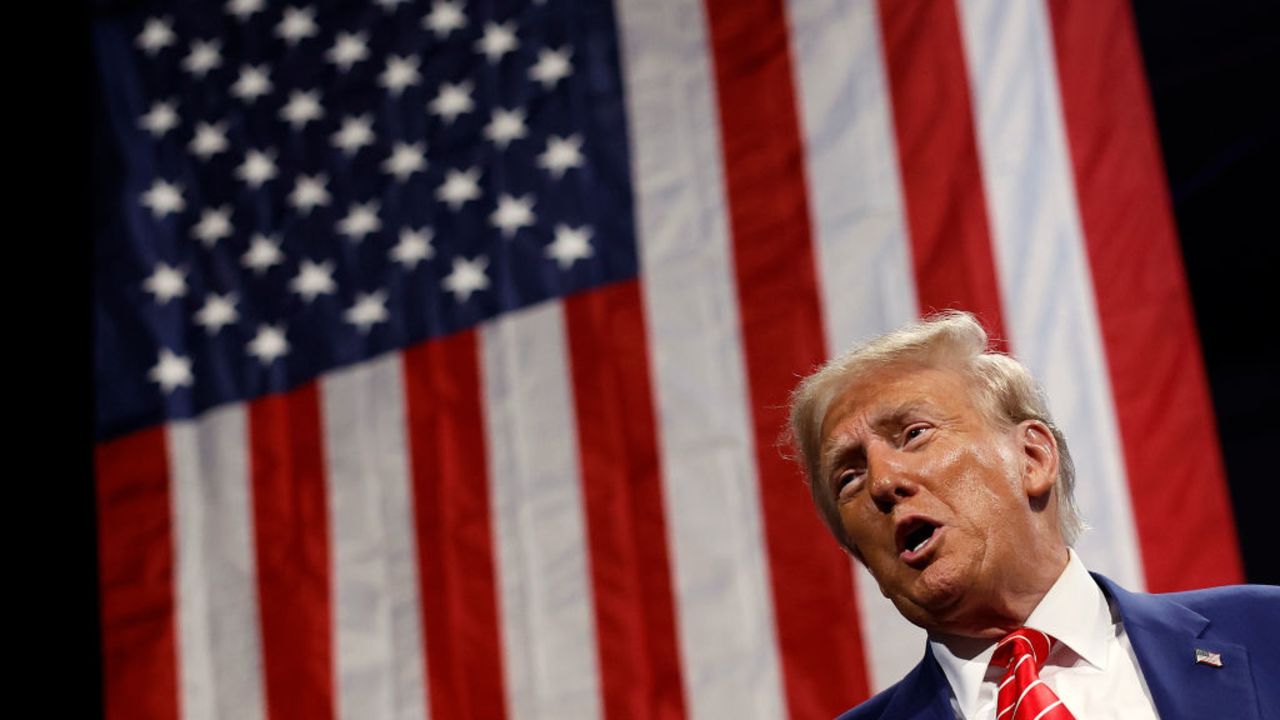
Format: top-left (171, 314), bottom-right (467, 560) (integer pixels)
top-left (787, 310), bottom-right (1083, 552)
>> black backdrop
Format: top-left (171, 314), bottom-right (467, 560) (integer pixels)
top-left (1130, 0), bottom-right (1279, 587)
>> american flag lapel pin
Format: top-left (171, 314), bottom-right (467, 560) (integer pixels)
top-left (1194, 648), bottom-right (1224, 668)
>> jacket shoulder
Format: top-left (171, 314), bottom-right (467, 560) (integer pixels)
top-left (1098, 573), bottom-right (1280, 643)
top-left (834, 681), bottom-right (899, 720)
top-left (1160, 582), bottom-right (1280, 613)
top-left (1161, 583), bottom-right (1280, 643)
top-left (834, 652), bottom-right (951, 720)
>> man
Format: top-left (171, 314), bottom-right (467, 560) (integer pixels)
top-left (788, 310), bottom-right (1278, 719)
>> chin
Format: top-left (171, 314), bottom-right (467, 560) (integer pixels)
top-left (894, 559), bottom-right (976, 629)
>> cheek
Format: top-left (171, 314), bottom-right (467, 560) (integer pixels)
top-left (838, 504), bottom-right (885, 556)
top-left (837, 505), bottom-right (865, 546)
top-left (918, 447), bottom-right (963, 480)
top-left (943, 450), bottom-right (1023, 526)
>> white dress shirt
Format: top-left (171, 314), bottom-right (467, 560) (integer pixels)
top-left (929, 550), bottom-right (1161, 719)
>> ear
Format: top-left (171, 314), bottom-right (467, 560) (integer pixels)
top-left (1016, 419), bottom-right (1059, 499)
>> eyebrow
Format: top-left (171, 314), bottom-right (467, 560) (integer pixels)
top-left (819, 400), bottom-right (931, 474)
top-left (868, 400), bottom-right (929, 431)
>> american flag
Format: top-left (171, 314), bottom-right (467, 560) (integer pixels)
top-left (92, 0), bottom-right (1243, 718)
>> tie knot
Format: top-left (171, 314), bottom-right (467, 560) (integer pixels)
top-left (991, 627), bottom-right (1054, 672)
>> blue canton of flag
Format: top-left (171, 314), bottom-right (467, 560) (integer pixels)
top-left (94, 0), bottom-right (637, 440)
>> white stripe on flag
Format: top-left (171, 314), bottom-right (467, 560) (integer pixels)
top-left (481, 302), bottom-right (602, 720)
top-left (852, 560), bottom-right (926, 693)
top-left (615, 0), bottom-right (788, 716)
top-left (786, 0), bottom-right (920, 351)
top-left (168, 406), bottom-right (266, 720)
top-left (956, 0), bottom-right (1144, 587)
top-left (322, 354), bottom-right (430, 720)
top-left (784, 0), bottom-right (927, 691)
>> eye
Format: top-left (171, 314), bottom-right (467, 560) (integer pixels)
top-left (834, 468), bottom-right (865, 501)
top-left (903, 424), bottom-right (931, 445)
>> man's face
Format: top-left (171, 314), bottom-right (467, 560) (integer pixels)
top-left (818, 363), bottom-right (1059, 635)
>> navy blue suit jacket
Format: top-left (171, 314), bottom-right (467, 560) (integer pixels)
top-left (837, 574), bottom-right (1280, 720)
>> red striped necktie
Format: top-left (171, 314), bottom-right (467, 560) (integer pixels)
top-left (991, 628), bottom-right (1076, 720)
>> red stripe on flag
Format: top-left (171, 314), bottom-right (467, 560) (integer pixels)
top-left (96, 427), bottom-right (180, 720)
top-left (247, 385), bottom-right (335, 720)
top-left (402, 331), bottom-right (509, 720)
top-left (701, 0), bottom-right (871, 715)
top-left (564, 281), bottom-right (688, 720)
top-left (1046, 0), bottom-right (1243, 590)
top-left (877, 0), bottom-right (1008, 342)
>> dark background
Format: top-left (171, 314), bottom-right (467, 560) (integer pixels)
top-left (1130, 0), bottom-right (1279, 587)
top-left (72, 0), bottom-right (1277, 714)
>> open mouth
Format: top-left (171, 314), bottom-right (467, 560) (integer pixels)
top-left (896, 516), bottom-right (941, 561)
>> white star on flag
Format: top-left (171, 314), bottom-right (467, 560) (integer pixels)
top-left (383, 142), bottom-right (427, 182)
top-left (289, 174), bottom-right (331, 214)
top-left (538, 134), bottom-right (585, 179)
top-left (194, 293), bottom-right (239, 334)
top-left (247, 324), bottom-right (289, 364)
top-left (280, 89), bottom-right (324, 130)
top-left (391, 228), bottom-right (435, 269)
top-left (484, 108), bottom-right (527, 149)
top-left (242, 234), bottom-right (284, 274)
top-left (442, 255), bottom-right (489, 302)
top-left (141, 179), bottom-right (186, 218)
top-left (380, 55), bottom-right (421, 96)
top-left (149, 348), bottom-right (193, 394)
top-left (529, 46), bottom-right (573, 89)
top-left (429, 81), bottom-right (474, 124)
top-left (546, 224), bottom-right (594, 269)
top-left (344, 291), bottom-right (390, 333)
top-left (236, 149), bottom-right (278, 189)
top-left (490, 194), bottom-right (536, 238)
top-left (290, 259), bottom-right (337, 302)
top-left (337, 202), bottom-right (382, 242)
top-left (182, 39), bottom-right (223, 78)
top-left (326, 31), bottom-right (369, 72)
top-left (189, 121), bottom-right (230, 160)
top-left (225, 0), bottom-right (265, 22)
top-left (231, 64), bottom-right (272, 102)
top-left (332, 115), bottom-right (375, 155)
top-left (436, 167), bottom-right (482, 210)
top-left (476, 21), bottom-right (519, 64)
top-left (143, 262), bottom-right (187, 304)
top-left (192, 206), bottom-right (234, 247)
top-left (137, 17), bottom-right (176, 55)
top-left (423, 0), bottom-right (467, 38)
top-left (276, 5), bottom-right (319, 45)
top-left (139, 100), bottom-right (179, 138)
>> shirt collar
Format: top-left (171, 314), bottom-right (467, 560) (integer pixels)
top-left (1024, 548), bottom-right (1112, 670)
top-left (928, 549), bottom-right (1113, 718)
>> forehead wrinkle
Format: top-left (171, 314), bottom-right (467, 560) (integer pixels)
top-left (819, 364), bottom-right (966, 465)
top-left (820, 434), bottom-right (857, 477)
top-left (868, 399), bottom-right (929, 431)
top-left (820, 394), bottom-right (946, 474)
top-left (819, 399), bottom-right (919, 470)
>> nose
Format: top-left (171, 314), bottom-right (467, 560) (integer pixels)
top-left (867, 449), bottom-right (918, 514)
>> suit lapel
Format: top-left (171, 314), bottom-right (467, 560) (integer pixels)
top-left (880, 646), bottom-right (955, 720)
top-left (1094, 574), bottom-right (1259, 720)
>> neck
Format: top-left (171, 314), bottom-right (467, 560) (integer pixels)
top-left (931, 545), bottom-right (1070, 640)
